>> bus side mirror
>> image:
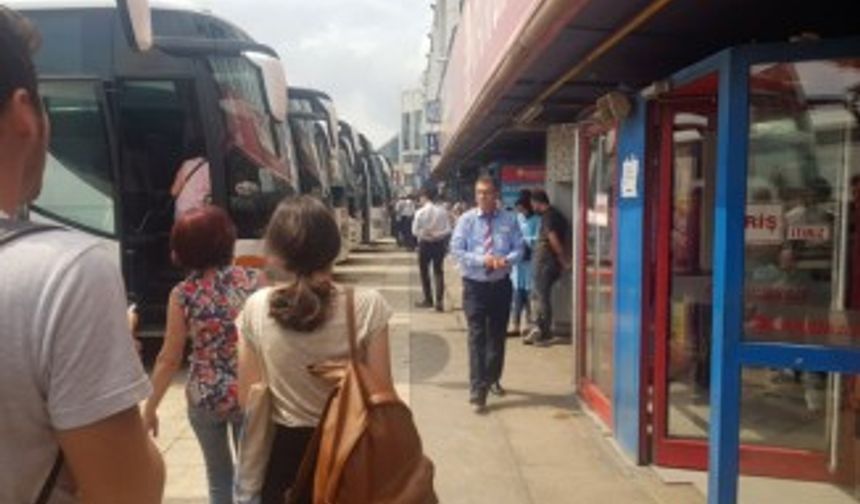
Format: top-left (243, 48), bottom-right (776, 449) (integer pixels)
top-left (117, 0), bottom-right (153, 51)
top-left (244, 52), bottom-right (288, 123)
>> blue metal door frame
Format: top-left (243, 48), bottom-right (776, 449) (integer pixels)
top-left (688, 37), bottom-right (860, 504)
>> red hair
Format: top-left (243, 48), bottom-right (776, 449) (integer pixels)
top-left (170, 206), bottom-right (236, 270)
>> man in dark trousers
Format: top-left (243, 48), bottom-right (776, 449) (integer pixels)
top-left (524, 189), bottom-right (571, 346)
top-left (412, 187), bottom-right (451, 311)
top-left (450, 176), bottom-right (524, 412)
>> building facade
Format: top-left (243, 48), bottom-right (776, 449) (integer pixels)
top-left (431, 1), bottom-right (860, 503)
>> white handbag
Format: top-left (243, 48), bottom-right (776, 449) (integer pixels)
top-left (234, 379), bottom-right (276, 504)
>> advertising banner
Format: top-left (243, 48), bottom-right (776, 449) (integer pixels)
top-left (440, 0), bottom-right (545, 152)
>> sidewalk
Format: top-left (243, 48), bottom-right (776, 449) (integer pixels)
top-left (157, 242), bottom-right (704, 503)
top-left (406, 253), bottom-right (703, 504)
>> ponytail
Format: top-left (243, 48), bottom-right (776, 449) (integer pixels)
top-left (269, 274), bottom-right (335, 332)
top-left (264, 196), bottom-right (342, 332)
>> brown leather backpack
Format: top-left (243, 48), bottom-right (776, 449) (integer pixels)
top-left (287, 288), bottom-right (437, 504)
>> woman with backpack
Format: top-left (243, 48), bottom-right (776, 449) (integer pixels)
top-left (236, 196), bottom-right (395, 504)
top-left (143, 206), bottom-right (262, 504)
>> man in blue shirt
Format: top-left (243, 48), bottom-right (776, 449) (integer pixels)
top-left (450, 175), bottom-right (524, 412)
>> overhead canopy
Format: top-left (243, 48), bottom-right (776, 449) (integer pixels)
top-left (436, 0), bottom-right (859, 177)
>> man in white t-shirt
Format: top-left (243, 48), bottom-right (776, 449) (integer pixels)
top-left (0, 8), bottom-right (164, 503)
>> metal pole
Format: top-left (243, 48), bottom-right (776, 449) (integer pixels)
top-left (828, 106), bottom-right (852, 472)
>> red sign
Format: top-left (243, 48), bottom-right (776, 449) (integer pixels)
top-left (745, 204), bottom-right (784, 244)
top-left (500, 165), bottom-right (545, 184)
top-left (787, 225), bottom-right (830, 241)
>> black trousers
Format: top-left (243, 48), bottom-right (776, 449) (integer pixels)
top-left (462, 278), bottom-right (513, 394)
top-left (261, 424), bottom-right (316, 504)
top-left (418, 239), bottom-right (447, 306)
top-left (398, 216), bottom-right (415, 248)
top-left (532, 260), bottom-right (561, 339)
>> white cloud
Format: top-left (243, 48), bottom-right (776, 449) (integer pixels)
top-left (197, 0), bottom-right (432, 147)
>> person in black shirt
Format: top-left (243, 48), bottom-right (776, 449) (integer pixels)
top-left (524, 190), bottom-right (570, 346)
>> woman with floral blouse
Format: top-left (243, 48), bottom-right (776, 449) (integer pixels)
top-left (144, 205), bottom-right (262, 504)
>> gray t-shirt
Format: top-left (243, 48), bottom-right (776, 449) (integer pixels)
top-left (0, 226), bottom-right (152, 503)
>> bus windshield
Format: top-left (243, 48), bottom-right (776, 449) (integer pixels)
top-left (209, 56), bottom-right (294, 234)
top-left (290, 118), bottom-right (330, 198)
top-left (34, 80), bottom-right (115, 236)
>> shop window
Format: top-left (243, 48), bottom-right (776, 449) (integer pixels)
top-left (745, 59), bottom-right (860, 348)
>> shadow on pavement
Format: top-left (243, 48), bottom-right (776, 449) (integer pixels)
top-left (409, 331), bottom-right (451, 382)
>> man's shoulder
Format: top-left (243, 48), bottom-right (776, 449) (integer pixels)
top-left (0, 227), bottom-right (111, 277)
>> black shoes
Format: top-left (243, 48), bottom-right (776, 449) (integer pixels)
top-left (470, 383), bottom-right (506, 413)
top-left (469, 388), bottom-right (488, 414)
top-left (416, 300), bottom-right (445, 312)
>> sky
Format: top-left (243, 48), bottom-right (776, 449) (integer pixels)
top-left (197, 0), bottom-right (432, 147)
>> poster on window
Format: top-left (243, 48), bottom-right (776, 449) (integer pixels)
top-left (745, 204), bottom-right (784, 244)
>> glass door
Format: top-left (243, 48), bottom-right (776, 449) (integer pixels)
top-left (652, 97), bottom-right (720, 469)
top-left (578, 128), bottom-right (617, 426)
top-left (652, 78), bottom-right (834, 480)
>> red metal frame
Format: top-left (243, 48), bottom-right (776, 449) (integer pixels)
top-left (648, 88), bottom-right (832, 482)
top-left (576, 126), bottom-right (617, 429)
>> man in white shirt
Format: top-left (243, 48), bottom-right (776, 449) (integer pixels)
top-left (412, 188), bottom-right (451, 311)
top-left (0, 8), bottom-right (164, 503)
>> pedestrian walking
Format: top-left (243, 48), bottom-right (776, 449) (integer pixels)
top-left (171, 137), bottom-right (211, 219)
top-left (236, 196), bottom-right (394, 503)
top-left (524, 190), bottom-right (571, 346)
top-left (412, 187), bottom-right (452, 312)
top-left (510, 195), bottom-right (541, 336)
top-left (0, 8), bottom-right (164, 503)
top-left (450, 175), bottom-right (524, 413)
top-left (144, 206), bottom-right (262, 504)
top-left (394, 195), bottom-right (417, 249)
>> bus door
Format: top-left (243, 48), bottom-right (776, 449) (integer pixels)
top-left (115, 78), bottom-right (206, 322)
top-left (32, 78), bottom-right (121, 264)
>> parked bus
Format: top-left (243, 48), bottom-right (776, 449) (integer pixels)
top-left (288, 87), bottom-right (355, 261)
top-left (11, 0), bottom-right (295, 336)
top-left (358, 133), bottom-right (392, 242)
top-left (339, 120), bottom-right (373, 243)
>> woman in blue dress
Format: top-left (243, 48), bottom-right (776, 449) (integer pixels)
top-left (510, 195), bottom-right (541, 336)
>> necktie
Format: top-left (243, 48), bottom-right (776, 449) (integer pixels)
top-left (483, 213), bottom-right (494, 272)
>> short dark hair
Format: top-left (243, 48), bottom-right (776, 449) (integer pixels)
top-left (532, 189), bottom-right (550, 205)
top-left (515, 196), bottom-right (533, 214)
top-left (0, 8), bottom-right (42, 112)
top-left (171, 206), bottom-right (237, 270)
top-left (420, 187), bottom-right (437, 201)
top-left (475, 175), bottom-right (497, 191)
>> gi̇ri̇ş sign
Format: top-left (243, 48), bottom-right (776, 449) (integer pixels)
top-left (745, 204), bottom-right (784, 244)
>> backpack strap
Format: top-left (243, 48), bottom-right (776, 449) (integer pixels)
top-left (0, 220), bottom-right (60, 247)
top-left (345, 287), bottom-right (359, 362)
top-left (182, 158), bottom-right (207, 186)
top-left (34, 453), bottom-right (64, 504)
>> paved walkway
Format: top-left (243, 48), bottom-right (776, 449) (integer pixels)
top-left (157, 242), bottom-right (703, 503)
